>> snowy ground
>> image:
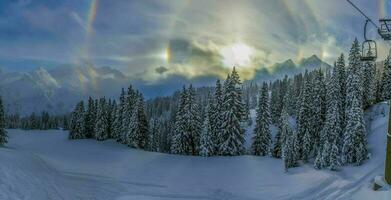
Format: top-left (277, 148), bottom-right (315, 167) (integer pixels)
top-left (0, 103), bottom-right (390, 200)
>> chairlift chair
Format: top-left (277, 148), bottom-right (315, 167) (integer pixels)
top-left (361, 40), bottom-right (377, 61)
top-left (361, 20), bottom-right (377, 61)
top-left (379, 19), bottom-right (391, 40)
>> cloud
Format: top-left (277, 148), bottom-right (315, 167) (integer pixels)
top-left (0, 0), bottom-right (389, 84)
top-left (155, 66), bottom-right (168, 74)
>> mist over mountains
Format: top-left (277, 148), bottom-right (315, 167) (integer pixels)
top-left (0, 55), bottom-right (330, 115)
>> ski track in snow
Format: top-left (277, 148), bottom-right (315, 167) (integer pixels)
top-left (0, 103), bottom-right (390, 200)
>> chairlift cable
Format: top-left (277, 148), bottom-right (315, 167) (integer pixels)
top-left (346, 0), bottom-right (379, 29)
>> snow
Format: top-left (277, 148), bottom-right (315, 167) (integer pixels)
top-left (0, 103), bottom-right (390, 199)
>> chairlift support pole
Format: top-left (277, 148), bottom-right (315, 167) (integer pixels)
top-left (386, 101), bottom-right (391, 184)
top-left (346, 0), bottom-right (391, 185)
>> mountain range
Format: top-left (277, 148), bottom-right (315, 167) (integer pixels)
top-left (0, 55), bottom-right (331, 115)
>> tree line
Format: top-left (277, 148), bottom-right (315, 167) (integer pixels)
top-left (6, 112), bottom-right (70, 130)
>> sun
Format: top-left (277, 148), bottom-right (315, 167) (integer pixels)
top-left (220, 42), bottom-right (254, 68)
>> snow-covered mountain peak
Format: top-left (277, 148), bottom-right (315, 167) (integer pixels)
top-left (298, 54), bottom-right (330, 70)
top-left (29, 67), bottom-right (59, 89)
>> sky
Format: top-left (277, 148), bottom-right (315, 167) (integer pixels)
top-left (0, 0), bottom-right (390, 82)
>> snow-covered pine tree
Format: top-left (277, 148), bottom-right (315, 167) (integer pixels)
top-left (272, 127), bottom-right (283, 158)
top-left (184, 85), bottom-right (202, 155)
top-left (329, 139), bottom-right (341, 171)
top-left (171, 87), bottom-right (189, 154)
top-left (148, 117), bottom-right (161, 152)
top-left (272, 81), bottom-right (294, 158)
top-left (314, 65), bottom-right (341, 170)
top-left (293, 74), bottom-right (304, 117)
top-left (94, 98), bottom-right (109, 141)
top-left (120, 86), bottom-right (136, 144)
top-left (210, 79), bottom-right (223, 153)
top-left (113, 88), bottom-right (125, 141)
top-left (381, 56), bottom-right (391, 101)
top-left (127, 93), bottom-right (149, 149)
top-left (230, 67), bottom-right (246, 122)
top-left (219, 72), bottom-right (245, 156)
top-left (69, 101), bottom-right (86, 139)
top-left (106, 99), bottom-right (113, 138)
top-left (244, 94), bottom-right (252, 125)
top-left (270, 80), bottom-right (281, 123)
top-left (0, 96), bottom-right (7, 145)
top-left (319, 140), bottom-right (331, 169)
top-left (336, 54), bottom-right (347, 136)
top-left (342, 39), bottom-right (368, 165)
top-left (199, 105), bottom-right (214, 157)
top-left (284, 82), bottom-right (296, 116)
top-left (310, 69), bottom-right (326, 154)
top-left (297, 71), bottom-right (313, 162)
top-left (251, 82), bottom-right (272, 156)
top-left (374, 68), bottom-right (384, 103)
top-left (84, 97), bottom-right (95, 138)
top-left (281, 107), bottom-right (297, 172)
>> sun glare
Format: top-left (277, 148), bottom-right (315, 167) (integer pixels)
top-left (159, 47), bottom-right (171, 63)
top-left (221, 42), bottom-right (254, 68)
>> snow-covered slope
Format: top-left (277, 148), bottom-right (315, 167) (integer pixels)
top-left (0, 102), bottom-right (389, 199)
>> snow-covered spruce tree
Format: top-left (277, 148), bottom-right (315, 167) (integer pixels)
top-left (314, 65), bottom-right (341, 170)
top-left (297, 71), bottom-right (313, 162)
top-left (127, 93), bottom-right (149, 149)
top-left (210, 79), bottom-right (223, 153)
top-left (336, 54), bottom-right (347, 135)
top-left (381, 55), bottom-right (391, 101)
top-left (310, 69), bottom-right (326, 154)
top-left (199, 105), bottom-right (214, 157)
top-left (120, 86), bottom-right (136, 144)
top-left (94, 98), bottom-right (109, 141)
top-left (219, 72), bottom-right (245, 156)
top-left (106, 99), bottom-right (114, 138)
top-left (272, 86), bottom-right (294, 159)
top-left (270, 80), bottom-right (282, 123)
top-left (148, 118), bottom-right (161, 152)
top-left (374, 68), bottom-right (384, 103)
top-left (109, 100), bottom-right (117, 138)
top-left (318, 140), bottom-right (331, 169)
top-left (281, 108), bottom-right (297, 172)
top-left (69, 101), bottom-right (86, 139)
top-left (84, 97), bottom-right (95, 138)
top-left (293, 73), bottom-right (304, 117)
top-left (243, 95), bottom-right (252, 125)
top-left (112, 88), bottom-right (125, 141)
top-left (230, 67), bottom-right (246, 122)
top-left (283, 82), bottom-right (296, 116)
top-left (0, 96), bottom-right (7, 145)
top-left (342, 97), bottom-right (367, 165)
top-left (251, 82), bottom-right (272, 156)
top-left (329, 139), bottom-right (341, 171)
top-left (171, 87), bottom-right (189, 154)
top-left (342, 39), bottom-right (368, 165)
top-left (272, 126), bottom-right (283, 158)
top-left (184, 85), bottom-right (202, 155)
